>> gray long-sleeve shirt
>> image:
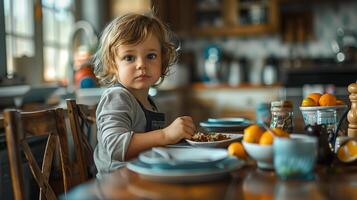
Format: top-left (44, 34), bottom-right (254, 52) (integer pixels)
top-left (93, 86), bottom-right (148, 179)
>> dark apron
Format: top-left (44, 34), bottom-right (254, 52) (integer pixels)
top-left (113, 83), bottom-right (165, 132)
top-left (137, 99), bottom-right (166, 131)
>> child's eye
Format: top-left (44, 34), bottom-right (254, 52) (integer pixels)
top-left (147, 53), bottom-right (157, 60)
top-left (123, 55), bottom-right (135, 62)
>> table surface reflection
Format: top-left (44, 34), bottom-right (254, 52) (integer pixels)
top-left (65, 162), bottom-right (357, 200)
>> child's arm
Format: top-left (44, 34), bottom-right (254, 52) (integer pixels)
top-left (125, 116), bottom-right (195, 160)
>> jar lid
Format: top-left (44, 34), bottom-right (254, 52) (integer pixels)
top-left (271, 100), bottom-right (293, 108)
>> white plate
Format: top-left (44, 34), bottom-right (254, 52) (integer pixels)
top-left (185, 133), bottom-right (243, 148)
top-left (127, 156), bottom-right (245, 183)
top-left (139, 147), bottom-right (228, 165)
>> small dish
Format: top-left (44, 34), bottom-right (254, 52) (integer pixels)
top-left (185, 133), bottom-right (243, 148)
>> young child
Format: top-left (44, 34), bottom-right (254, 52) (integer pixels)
top-left (93, 13), bottom-right (196, 178)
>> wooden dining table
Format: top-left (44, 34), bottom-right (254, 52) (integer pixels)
top-left (64, 161), bottom-right (357, 200)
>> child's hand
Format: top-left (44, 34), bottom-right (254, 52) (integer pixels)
top-left (162, 116), bottom-right (196, 144)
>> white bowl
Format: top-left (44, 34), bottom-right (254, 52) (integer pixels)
top-left (242, 141), bottom-right (273, 169)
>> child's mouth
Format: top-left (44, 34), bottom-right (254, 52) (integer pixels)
top-left (135, 75), bottom-right (150, 80)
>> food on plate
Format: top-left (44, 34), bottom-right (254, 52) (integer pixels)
top-left (243, 124), bottom-right (264, 143)
top-left (191, 132), bottom-right (230, 142)
top-left (228, 142), bottom-right (247, 160)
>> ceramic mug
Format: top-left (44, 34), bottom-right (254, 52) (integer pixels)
top-left (273, 134), bottom-right (318, 180)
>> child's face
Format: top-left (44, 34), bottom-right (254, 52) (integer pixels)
top-left (115, 34), bottom-right (162, 91)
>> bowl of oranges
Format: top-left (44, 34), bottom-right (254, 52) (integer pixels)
top-left (300, 93), bottom-right (348, 126)
top-left (241, 125), bottom-right (290, 169)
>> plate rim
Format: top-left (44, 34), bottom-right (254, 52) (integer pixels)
top-left (127, 156), bottom-right (244, 178)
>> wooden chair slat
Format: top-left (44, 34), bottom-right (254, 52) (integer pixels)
top-left (66, 99), bottom-right (96, 184)
top-left (4, 111), bottom-right (25, 200)
top-left (42, 134), bottom-right (57, 180)
top-left (22, 141), bottom-right (57, 200)
top-left (55, 109), bottom-right (72, 192)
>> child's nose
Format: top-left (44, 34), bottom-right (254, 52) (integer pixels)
top-left (136, 57), bottom-right (146, 69)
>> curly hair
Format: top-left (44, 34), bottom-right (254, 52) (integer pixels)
top-left (93, 13), bottom-right (178, 87)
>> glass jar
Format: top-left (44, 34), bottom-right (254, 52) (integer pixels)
top-left (270, 100), bottom-right (294, 133)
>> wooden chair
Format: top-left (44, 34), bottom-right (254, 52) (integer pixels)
top-left (66, 99), bottom-right (96, 184)
top-left (4, 108), bottom-right (72, 200)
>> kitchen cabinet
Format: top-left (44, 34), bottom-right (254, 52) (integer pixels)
top-left (153, 0), bottom-right (279, 37)
top-left (193, 0), bottom-right (279, 36)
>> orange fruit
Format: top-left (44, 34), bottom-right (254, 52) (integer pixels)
top-left (336, 99), bottom-right (345, 105)
top-left (228, 142), bottom-right (248, 160)
top-left (259, 132), bottom-right (274, 145)
top-left (307, 93), bottom-right (322, 105)
top-left (243, 124), bottom-right (264, 143)
top-left (319, 93), bottom-right (337, 106)
top-left (259, 128), bottom-right (290, 145)
top-left (271, 127), bottom-right (290, 137)
top-left (337, 140), bottom-right (357, 162)
top-left (301, 97), bottom-right (317, 107)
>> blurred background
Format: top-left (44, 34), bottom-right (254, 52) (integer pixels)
top-left (0, 0), bottom-right (356, 128)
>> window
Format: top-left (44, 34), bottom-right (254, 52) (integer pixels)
top-left (42, 0), bottom-right (74, 82)
top-left (4, 0), bottom-right (35, 76)
top-left (3, 0), bottom-right (75, 82)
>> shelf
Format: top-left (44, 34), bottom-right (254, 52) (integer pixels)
top-left (191, 82), bottom-right (282, 90)
top-left (193, 23), bottom-right (276, 36)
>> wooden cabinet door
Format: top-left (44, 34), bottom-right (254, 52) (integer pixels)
top-left (153, 0), bottom-right (195, 36)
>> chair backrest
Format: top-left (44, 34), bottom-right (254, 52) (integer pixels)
top-left (4, 108), bottom-right (72, 200)
top-left (66, 99), bottom-right (96, 183)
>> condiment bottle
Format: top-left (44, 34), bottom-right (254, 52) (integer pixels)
top-left (270, 100), bottom-right (294, 133)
